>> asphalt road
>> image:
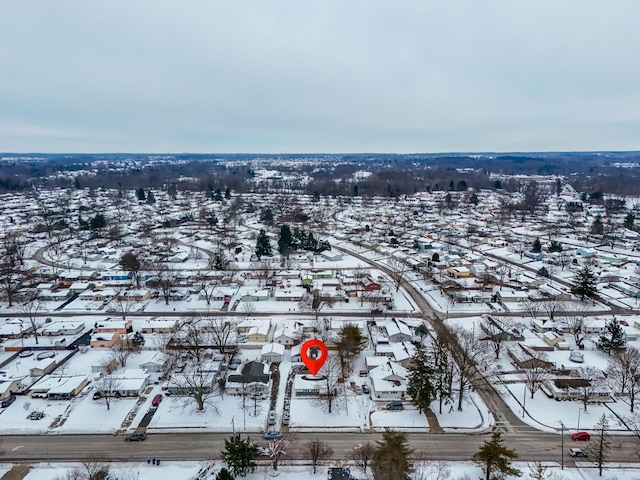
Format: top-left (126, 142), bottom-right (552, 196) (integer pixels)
top-left (0, 431), bottom-right (638, 464)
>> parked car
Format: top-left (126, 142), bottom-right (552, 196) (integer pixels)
top-left (124, 431), bottom-right (147, 441)
top-left (263, 431), bottom-right (283, 440)
top-left (267, 410), bottom-right (277, 425)
top-left (362, 384), bottom-right (370, 394)
top-left (386, 401), bottom-right (404, 411)
top-left (1, 395), bottom-right (16, 408)
top-left (354, 385), bottom-right (363, 395)
top-left (151, 394), bottom-right (163, 407)
top-left (569, 447), bottom-right (588, 457)
top-left (572, 431), bottom-right (591, 441)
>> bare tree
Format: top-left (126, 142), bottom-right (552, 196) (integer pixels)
top-left (480, 318), bottom-right (509, 360)
top-left (575, 366), bottom-right (605, 412)
top-left (523, 356), bottom-right (551, 399)
top-left (111, 289), bottom-right (137, 323)
top-left (110, 336), bottom-right (140, 368)
top-left (558, 251), bottom-right (573, 270)
top-left (451, 326), bottom-right (491, 411)
top-left (313, 356), bottom-right (342, 414)
top-left (412, 454), bottom-right (451, 480)
top-left (520, 300), bottom-right (541, 319)
top-left (299, 289), bottom-right (336, 322)
top-left (541, 300), bottom-right (564, 321)
top-left (563, 308), bottom-right (590, 349)
top-left (170, 318), bottom-right (220, 411)
top-left (387, 257), bottom-right (410, 292)
top-left (150, 262), bottom-right (178, 305)
top-left (204, 314), bottom-right (240, 353)
top-left (304, 439), bottom-right (333, 474)
top-left (195, 273), bottom-right (219, 306)
top-left (20, 294), bottom-right (43, 345)
top-left (94, 374), bottom-right (122, 411)
top-left (262, 438), bottom-right (288, 471)
top-left (606, 347), bottom-right (640, 412)
top-left (351, 442), bottom-right (375, 476)
top-left (241, 301), bottom-right (256, 319)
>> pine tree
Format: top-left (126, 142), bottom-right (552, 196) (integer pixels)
top-left (472, 431), bottom-right (521, 480)
top-left (571, 266), bottom-right (598, 301)
top-left (278, 224), bottom-right (293, 254)
top-left (255, 229), bottom-right (272, 259)
top-left (220, 434), bottom-right (258, 477)
top-left (597, 318), bottom-right (626, 355)
top-left (371, 429), bottom-right (413, 480)
top-left (224, 186), bottom-right (231, 200)
top-left (214, 188), bottom-right (223, 201)
top-left (591, 215), bottom-right (604, 235)
top-left (624, 213), bottom-right (635, 230)
top-left (531, 237), bottom-right (542, 253)
top-left (214, 250), bottom-right (230, 271)
top-left (136, 187), bottom-right (146, 201)
top-left (215, 468), bottom-right (235, 480)
top-left (407, 342), bottom-right (437, 417)
top-left (146, 190), bottom-right (156, 204)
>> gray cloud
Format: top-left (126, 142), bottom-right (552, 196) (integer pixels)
top-left (1, 0), bottom-right (639, 153)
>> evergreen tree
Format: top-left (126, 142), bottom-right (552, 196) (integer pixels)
top-left (220, 434), bottom-right (258, 477)
top-left (624, 213), bottom-right (635, 230)
top-left (205, 184), bottom-right (214, 199)
top-left (407, 342), bottom-right (437, 417)
top-left (591, 215), bottom-right (604, 235)
top-left (586, 414), bottom-right (611, 477)
top-left (136, 188), bottom-right (146, 201)
top-left (335, 324), bottom-right (368, 378)
top-left (259, 208), bottom-right (274, 224)
top-left (278, 224), bottom-right (293, 254)
top-left (119, 252), bottom-right (141, 287)
top-left (304, 232), bottom-right (318, 252)
top-left (214, 188), bottom-right (223, 201)
top-left (371, 429), bottom-right (413, 480)
top-left (146, 191), bottom-right (156, 204)
top-left (571, 266), bottom-right (598, 301)
top-left (89, 213), bottom-right (107, 234)
top-left (255, 229), bottom-right (273, 259)
top-left (531, 237), bottom-right (542, 253)
top-left (214, 250), bottom-right (230, 270)
top-left (167, 183), bottom-right (177, 199)
top-left (472, 431), bottom-right (521, 480)
top-left (597, 319), bottom-right (626, 355)
top-left (215, 468), bottom-right (235, 480)
top-left (548, 240), bottom-right (563, 253)
top-left (224, 186), bottom-right (231, 200)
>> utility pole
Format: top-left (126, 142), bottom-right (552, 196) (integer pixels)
top-left (560, 421), bottom-right (565, 470)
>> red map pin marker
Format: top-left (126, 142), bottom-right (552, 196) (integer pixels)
top-left (300, 339), bottom-right (328, 376)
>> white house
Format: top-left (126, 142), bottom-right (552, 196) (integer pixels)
top-left (261, 343), bottom-right (285, 363)
top-left (369, 360), bottom-right (409, 401)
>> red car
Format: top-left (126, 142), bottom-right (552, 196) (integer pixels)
top-left (572, 431), bottom-right (590, 441)
top-left (151, 394), bottom-right (163, 407)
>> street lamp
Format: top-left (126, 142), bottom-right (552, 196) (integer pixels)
top-left (522, 384), bottom-right (527, 418)
top-left (577, 407), bottom-right (581, 433)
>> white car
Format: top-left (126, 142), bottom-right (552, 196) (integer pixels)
top-left (569, 447), bottom-right (587, 458)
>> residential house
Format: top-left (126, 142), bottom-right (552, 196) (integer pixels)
top-left (261, 343), bottom-right (285, 363)
top-left (272, 325), bottom-right (298, 346)
top-left (93, 319), bottom-right (132, 334)
top-left (226, 361), bottom-right (271, 395)
top-left (543, 331), bottom-right (568, 349)
top-left (139, 318), bottom-right (178, 334)
top-left (545, 378), bottom-right (612, 402)
top-left (30, 374), bottom-right (89, 400)
top-left (90, 332), bottom-right (121, 348)
top-left (247, 323), bottom-right (271, 343)
top-left (41, 322), bottom-right (85, 337)
top-left (0, 378), bottom-right (23, 400)
top-left (380, 318), bottom-right (413, 343)
top-left (369, 360), bottom-right (409, 401)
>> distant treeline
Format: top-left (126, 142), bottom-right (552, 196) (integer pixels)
top-left (1, 152), bottom-right (640, 196)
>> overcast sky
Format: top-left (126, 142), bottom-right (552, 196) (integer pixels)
top-left (1, 1), bottom-right (639, 154)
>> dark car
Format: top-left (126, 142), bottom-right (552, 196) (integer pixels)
top-left (572, 431), bottom-right (590, 441)
top-left (263, 431), bottom-right (282, 440)
top-left (362, 384), bottom-right (370, 394)
top-left (386, 401), bottom-right (404, 411)
top-left (1, 395), bottom-right (16, 408)
top-left (125, 431), bottom-right (147, 441)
